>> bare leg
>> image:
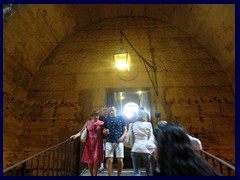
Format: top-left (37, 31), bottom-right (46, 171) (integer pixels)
top-left (117, 158), bottom-right (123, 176)
top-left (99, 140), bottom-right (106, 171)
top-left (88, 163), bottom-right (94, 176)
top-left (106, 157), bottom-right (113, 176)
top-left (93, 163), bottom-right (99, 176)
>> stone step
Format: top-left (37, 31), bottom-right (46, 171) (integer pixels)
top-left (80, 168), bottom-right (147, 176)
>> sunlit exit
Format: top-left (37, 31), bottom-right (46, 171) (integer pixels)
top-left (123, 102), bottom-right (139, 118)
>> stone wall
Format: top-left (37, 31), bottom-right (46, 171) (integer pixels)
top-left (22, 17), bottom-right (235, 166)
top-left (3, 4), bottom-right (79, 168)
top-left (3, 8), bottom-right (235, 169)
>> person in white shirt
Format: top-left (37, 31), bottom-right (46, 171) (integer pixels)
top-left (128, 108), bottom-right (156, 176)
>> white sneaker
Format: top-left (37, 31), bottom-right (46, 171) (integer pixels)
top-left (99, 166), bottom-right (105, 172)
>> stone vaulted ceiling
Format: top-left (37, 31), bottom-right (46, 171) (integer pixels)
top-left (4, 4), bottom-right (235, 92)
top-left (3, 4), bottom-right (235, 168)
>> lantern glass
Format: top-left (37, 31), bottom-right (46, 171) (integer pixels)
top-left (114, 52), bottom-right (131, 71)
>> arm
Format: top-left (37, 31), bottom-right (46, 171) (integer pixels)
top-left (102, 118), bottom-right (109, 136)
top-left (103, 128), bottom-right (109, 136)
top-left (118, 126), bottom-right (127, 143)
top-left (70, 121), bottom-right (88, 140)
top-left (146, 123), bottom-right (156, 151)
top-left (148, 123), bottom-right (156, 142)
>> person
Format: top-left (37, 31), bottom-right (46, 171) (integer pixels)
top-left (70, 110), bottom-right (104, 176)
top-left (98, 106), bottom-right (109, 172)
top-left (154, 122), bottom-right (220, 176)
top-left (128, 108), bottom-right (155, 176)
top-left (188, 134), bottom-right (203, 151)
top-left (103, 106), bottom-right (127, 176)
top-left (156, 121), bottom-right (202, 150)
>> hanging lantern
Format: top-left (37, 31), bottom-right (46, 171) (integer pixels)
top-left (113, 52), bottom-right (131, 71)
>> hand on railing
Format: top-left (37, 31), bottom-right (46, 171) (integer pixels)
top-left (70, 132), bottom-right (80, 140)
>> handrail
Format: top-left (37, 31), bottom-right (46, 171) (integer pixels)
top-left (200, 149), bottom-right (235, 176)
top-left (3, 138), bottom-right (235, 176)
top-left (3, 138), bottom-right (71, 173)
top-left (3, 138), bottom-right (84, 176)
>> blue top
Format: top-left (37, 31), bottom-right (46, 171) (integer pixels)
top-left (104, 115), bottom-right (126, 143)
top-left (99, 115), bottom-right (108, 124)
top-left (99, 115), bottom-right (109, 139)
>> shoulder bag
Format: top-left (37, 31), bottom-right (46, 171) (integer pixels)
top-left (124, 122), bottom-right (135, 148)
top-left (80, 121), bottom-right (89, 143)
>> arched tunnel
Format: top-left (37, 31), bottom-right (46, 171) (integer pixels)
top-left (3, 4), bottom-right (235, 169)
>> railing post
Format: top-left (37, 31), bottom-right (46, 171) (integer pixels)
top-left (21, 163), bottom-right (26, 176)
top-left (75, 138), bottom-right (81, 176)
top-left (4, 139), bottom-right (234, 176)
top-left (200, 149), bottom-right (235, 176)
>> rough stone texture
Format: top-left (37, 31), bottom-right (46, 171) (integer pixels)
top-left (3, 4), bottom-right (235, 169)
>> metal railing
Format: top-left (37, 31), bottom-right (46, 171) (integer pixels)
top-left (3, 138), bottom-right (85, 176)
top-left (3, 139), bottom-right (235, 176)
top-left (200, 149), bottom-right (235, 176)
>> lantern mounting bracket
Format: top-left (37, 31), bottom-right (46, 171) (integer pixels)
top-left (119, 31), bottom-right (159, 96)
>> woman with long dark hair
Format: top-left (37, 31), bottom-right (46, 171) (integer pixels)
top-left (154, 122), bottom-right (220, 176)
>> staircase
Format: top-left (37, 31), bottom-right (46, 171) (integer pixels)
top-left (3, 138), bottom-right (235, 176)
top-left (80, 148), bottom-right (146, 176)
top-left (80, 168), bottom-right (147, 176)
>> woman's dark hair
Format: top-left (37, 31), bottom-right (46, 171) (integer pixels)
top-left (154, 122), bottom-right (220, 176)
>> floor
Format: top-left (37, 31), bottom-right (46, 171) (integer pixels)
top-left (80, 168), bottom-right (147, 176)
